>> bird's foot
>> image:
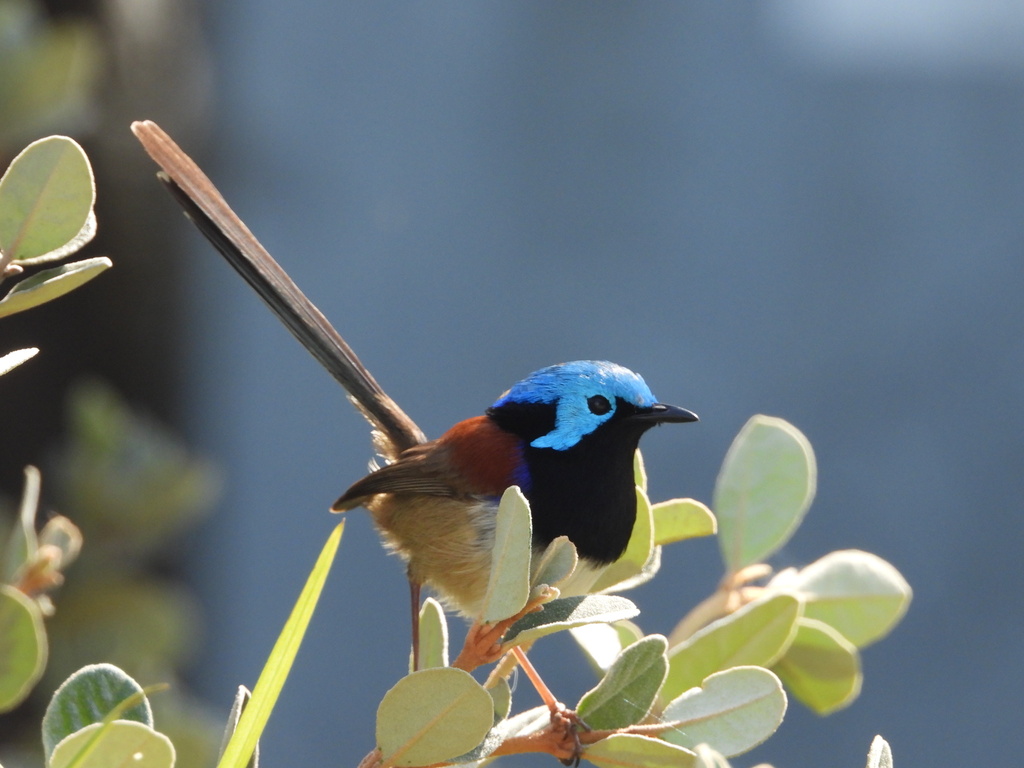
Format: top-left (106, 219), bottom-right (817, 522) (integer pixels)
top-left (491, 705), bottom-right (588, 765)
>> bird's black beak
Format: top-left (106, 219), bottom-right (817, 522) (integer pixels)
top-left (634, 403), bottom-right (699, 424)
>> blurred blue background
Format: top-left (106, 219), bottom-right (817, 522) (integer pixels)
top-left (166, 3), bottom-right (1024, 767)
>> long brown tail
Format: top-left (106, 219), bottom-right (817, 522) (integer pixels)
top-left (131, 120), bottom-right (426, 459)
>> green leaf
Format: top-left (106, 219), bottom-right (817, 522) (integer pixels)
top-left (217, 522), bottom-right (343, 768)
top-left (531, 536), bottom-right (578, 591)
top-left (4, 465), bottom-right (41, 582)
top-left (49, 720), bottom-right (174, 768)
top-left (780, 550), bottom-right (912, 648)
top-left (590, 488), bottom-right (657, 593)
top-left (661, 666), bottom-right (786, 757)
top-left (0, 346), bottom-right (38, 376)
top-left (577, 635), bottom-right (668, 730)
top-left (633, 449), bottom-right (648, 492)
top-left (42, 663), bottom-right (151, 761)
top-left (714, 415), bottom-right (816, 572)
top-left (376, 667), bottom-right (493, 768)
top-left (415, 597), bottom-right (449, 671)
top-left (866, 735), bottom-right (893, 768)
top-left (480, 486), bottom-right (532, 623)
top-left (585, 734), bottom-right (697, 768)
top-left (652, 498), bottom-right (717, 546)
top-left (0, 256), bottom-right (111, 319)
top-left (570, 620), bottom-right (644, 675)
top-left (662, 594), bottom-right (801, 703)
top-left (773, 618), bottom-right (861, 715)
top-left (503, 595), bottom-right (639, 647)
top-left (0, 135), bottom-right (95, 265)
top-left (0, 585), bottom-right (47, 712)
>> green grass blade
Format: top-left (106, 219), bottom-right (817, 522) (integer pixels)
top-left (217, 521), bottom-right (344, 768)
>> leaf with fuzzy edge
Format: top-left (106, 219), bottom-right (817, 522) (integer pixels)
top-left (577, 635), bottom-right (668, 729)
top-left (415, 597), bottom-right (449, 671)
top-left (49, 720), bottom-right (174, 768)
top-left (376, 668), bottom-right (493, 767)
top-left (0, 256), bottom-right (111, 319)
top-left (653, 498), bottom-right (716, 546)
top-left (42, 663), bottom-right (151, 760)
top-left (714, 416), bottom-right (816, 572)
top-left (0, 136), bottom-right (95, 265)
top-left (480, 486), bottom-right (532, 623)
top-left (662, 594), bottom-right (801, 704)
top-left (774, 550), bottom-right (911, 648)
top-left (0, 586), bottom-right (47, 713)
top-left (503, 595), bottom-right (639, 647)
top-left (585, 734), bottom-right (697, 768)
top-left (866, 735), bottom-right (893, 768)
top-left (773, 618), bottom-right (861, 715)
top-left (661, 666), bottom-right (786, 757)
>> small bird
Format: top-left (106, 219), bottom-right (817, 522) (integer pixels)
top-left (130, 118), bottom-right (697, 640)
top-left (333, 360), bottom-right (697, 616)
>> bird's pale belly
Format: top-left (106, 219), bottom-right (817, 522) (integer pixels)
top-left (368, 494), bottom-right (498, 616)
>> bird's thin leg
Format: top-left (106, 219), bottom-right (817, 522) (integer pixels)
top-left (508, 646), bottom-right (588, 766)
top-left (409, 578), bottom-right (421, 671)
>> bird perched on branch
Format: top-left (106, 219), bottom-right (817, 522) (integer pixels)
top-left (130, 118), bottom-right (697, 673)
top-left (333, 360), bottom-right (697, 616)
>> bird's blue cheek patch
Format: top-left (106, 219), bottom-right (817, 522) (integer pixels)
top-left (530, 398), bottom-right (614, 451)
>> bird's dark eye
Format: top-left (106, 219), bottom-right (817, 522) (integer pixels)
top-left (587, 395), bottom-right (612, 415)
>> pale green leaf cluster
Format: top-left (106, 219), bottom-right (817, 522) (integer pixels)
top-left (0, 135), bottom-right (109, 376)
top-left (657, 415), bottom-right (915, 716)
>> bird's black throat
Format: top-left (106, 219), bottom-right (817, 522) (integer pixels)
top-left (488, 399), bottom-right (653, 564)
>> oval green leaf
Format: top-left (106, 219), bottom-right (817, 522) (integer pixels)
top-left (661, 666), bottom-right (786, 757)
top-left (714, 415), bottom-right (817, 572)
top-left (663, 593), bottom-right (801, 703)
top-left (773, 618), bottom-right (861, 715)
top-left (50, 720), bottom-right (174, 768)
top-left (415, 597), bottom-right (449, 671)
top-left (0, 347), bottom-right (39, 376)
top-left (577, 635), bottom-right (668, 729)
top-left (585, 734), bottom-right (697, 768)
top-left (633, 449), bottom-right (648, 492)
top-left (787, 550), bottom-right (912, 648)
top-left (0, 585), bottom-right (46, 713)
top-left (653, 498), bottom-right (717, 546)
top-left (376, 667), bottom-right (493, 767)
top-left (503, 595), bottom-right (639, 647)
top-left (531, 536), bottom-right (578, 592)
top-left (0, 256), bottom-right (111, 319)
top-left (42, 663), bottom-right (151, 760)
top-left (480, 486), bottom-right (532, 623)
top-left (0, 136), bottom-right (95, 264)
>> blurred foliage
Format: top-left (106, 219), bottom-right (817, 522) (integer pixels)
top-left (0, 130), bottom-right (221, 766)
top-left (0, 0), bottom-right (101, 160)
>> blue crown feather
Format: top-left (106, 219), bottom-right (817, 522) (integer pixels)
top-left (492, 361), bottom-right (658, 451)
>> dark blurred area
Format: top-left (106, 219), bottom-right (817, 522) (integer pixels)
top-left (2, 3), bottom-right (1023, 768)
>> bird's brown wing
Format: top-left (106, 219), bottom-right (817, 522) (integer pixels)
top-left (332, 443), bottom-right (460, 510)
